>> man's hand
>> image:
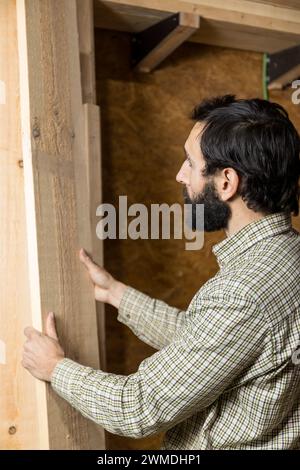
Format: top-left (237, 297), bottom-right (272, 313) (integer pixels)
top-left (79, 248), bottom-right (127, 309)
top-left (22, 312), bottom-right (65, 382)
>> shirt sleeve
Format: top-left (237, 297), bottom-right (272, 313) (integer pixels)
top-left (51, 294), bottom-right (267, 439)
top-left (117, 286), bottom-right (187, 350)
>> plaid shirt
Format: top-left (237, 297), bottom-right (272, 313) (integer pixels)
top-left (52, 212), bottom-right (300, 449)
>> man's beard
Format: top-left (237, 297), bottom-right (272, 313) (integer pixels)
top-left (183, 181), bottom-right (231, 232)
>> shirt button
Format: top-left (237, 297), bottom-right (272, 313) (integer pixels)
top-left (126, 313), bottom-right (131, 319)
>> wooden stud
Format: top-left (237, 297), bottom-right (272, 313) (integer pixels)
top-left (0, 0), bottom-right (41, 450)
top-left (16, 0), bottom-right (105, 449)
top-left (76, 0), bottom-right (97, 104)
top-left (76, 0), bottom-right (107, 381)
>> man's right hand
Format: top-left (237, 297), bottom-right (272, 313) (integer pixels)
top-left (79, 248), bottom-right (128, 309)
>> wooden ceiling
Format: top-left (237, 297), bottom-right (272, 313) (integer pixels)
top-left (94, 0), bottom-right (300, 53)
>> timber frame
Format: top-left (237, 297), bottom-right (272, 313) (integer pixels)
top-left (1, 0), bottom-right (105, 450)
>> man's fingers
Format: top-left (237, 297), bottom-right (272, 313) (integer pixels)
top-left (23, 340), bottom-right (33, 352)
top-left (46, 312), bottom-right (58, 341)
top-left (79, 248), bottom-right (97, 272)
top-left (22, 354), bottom-right (35, 369)
top-left (24, 326), bottom-right (41, 339)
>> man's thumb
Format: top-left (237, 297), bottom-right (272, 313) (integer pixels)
top-left (46, 312), bottom-right (58, 340)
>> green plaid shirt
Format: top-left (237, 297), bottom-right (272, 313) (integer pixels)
top-left (52, 212), bottom-right (300, 449)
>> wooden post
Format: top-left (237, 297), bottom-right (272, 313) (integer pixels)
top-left (0, 0), bottom-right (42, 450)
top-left (10, 0), bottom-right (106, 449)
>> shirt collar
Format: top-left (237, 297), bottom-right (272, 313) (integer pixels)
top-left (212, 211), bottom-right (292, 268)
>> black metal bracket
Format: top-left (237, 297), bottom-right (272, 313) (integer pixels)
top-left (131, 13), bottom-right (180, 69)
top-left (266, 44), bottom-right (300, 89)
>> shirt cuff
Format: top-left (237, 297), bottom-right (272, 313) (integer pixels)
top-left (51, 357), bottom-right (87, 403)
top-left (117, 285), bottom-right (144, 330)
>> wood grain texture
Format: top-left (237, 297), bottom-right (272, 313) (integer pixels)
top-left (248, 0), bottom-right (300, 9)
top-left (77, 0), bottom-right (107, 400)
top-left (94, 0), bottom-right (300, 52)
top-left (77, 0), bottom-right (97, 104)
top-left (0, 0), bottom-right (41, 450)
top-left (95, 28), bottom-right (300, 450)
top-left (16, 0), bottom-right (105, 449)
top-left (83, 103), bottom-right (107, 376)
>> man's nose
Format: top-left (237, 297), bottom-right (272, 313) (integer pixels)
top-left (176, 162), bottom-right (188, 185)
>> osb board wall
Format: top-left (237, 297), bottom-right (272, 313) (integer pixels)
top-left (95, 29), bottom-right (300, 450)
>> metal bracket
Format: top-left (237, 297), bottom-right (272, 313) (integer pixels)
top-left (266, 44), bottom-right (300, 90)
top-left (131, 12), bottom-right (200, 73)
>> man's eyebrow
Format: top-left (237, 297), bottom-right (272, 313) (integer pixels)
top-left (183, 147), bottom-right (193, 161)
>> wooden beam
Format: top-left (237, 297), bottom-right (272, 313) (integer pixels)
top-left (0, 0), bottom-right (42, 450)
top-left (251, 0), bottom-right (300, 8)
top-left (76, 0), bottom-right (107, 381)
top-left (132, 12), bottom-right (200, 73)
top-left (16, 0), bottom-right (105, 449)
top-left (94, 0), bottom-right (300, 53)
top-left (82, 103), bottom-right (107, 378)
top-left (77, 0), bottom-right (97, 104)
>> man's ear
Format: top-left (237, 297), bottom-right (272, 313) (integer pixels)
top-left (216, 168), bottom-right (240, 201)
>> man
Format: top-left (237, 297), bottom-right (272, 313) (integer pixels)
top-left (22, 95), bottom-right (300, 449)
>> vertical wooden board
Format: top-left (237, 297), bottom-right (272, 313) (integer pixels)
top-left (16, 0), bottom-right (105, 449)
top-left (77, 0), bottom-right (107, 375)
top-left (83, 104), bottom-right (107, 374)
top-left (0, 0), bottom-right (42, 449)
top-left (76, 0), bottom-right (97, 104)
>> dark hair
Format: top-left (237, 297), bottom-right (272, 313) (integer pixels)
top-left (191, 95), bottom-right (300, 216)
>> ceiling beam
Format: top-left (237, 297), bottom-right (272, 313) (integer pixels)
top-left (94, 0), bottom-right (300, 53)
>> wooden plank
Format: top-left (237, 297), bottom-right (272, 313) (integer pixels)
top-left (0, 0), bottom-right (42, 450)
top-left (77, 0), bottom-right (107, 382)
top-left (134, 12), bottom-right (200, 72)
top-left (82, 103), bottom-right (107, 382)
top-left (94, 2), bottom-right (171, 32)
top-left (250, 0), bottom-right (300, 9)
top-left (77, 0), bottom-right (97, 104)
top-left (194, 18), bottom-right (300, 53)
top-left (16, 0), bottom-right (105, 449)
top-left (94, 0), bottom-right (300, 53)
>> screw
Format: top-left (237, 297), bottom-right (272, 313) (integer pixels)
top-left (8, 426), bottom-right (17, 435)
top-left (18, 160), bottom-right (23, 168)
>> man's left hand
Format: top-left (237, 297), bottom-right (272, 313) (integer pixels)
top-left (22, 312), bottom-right (65, 382)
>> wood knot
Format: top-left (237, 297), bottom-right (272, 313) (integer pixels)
top-left (8, 426), bottom-right (17, 435)
top-left (32, 118), bottom-right (40, 138)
